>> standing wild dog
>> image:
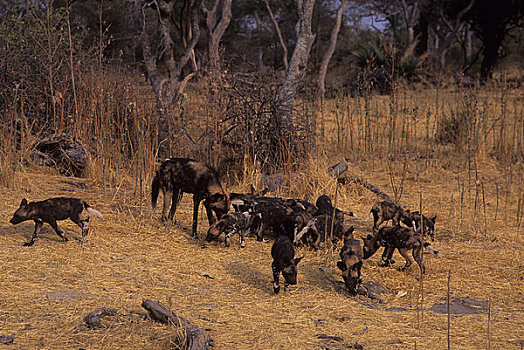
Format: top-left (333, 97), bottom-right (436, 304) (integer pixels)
top-left (336, 226), bottom-right (363, 295)
top-left (365, 200), bottom-right (406, 232)
top-left (9, 197), bottom-right (103, 246)
top-left (151, 158), bottom-right (230, 237)
top-left (271, 219), bottom-right (303, 294)
top-left (205, 212), bottom-right (252, 248)
top-left (401, 211), bottom-right (437, 241)
top-left (362, 226), bottom-right (441, 274)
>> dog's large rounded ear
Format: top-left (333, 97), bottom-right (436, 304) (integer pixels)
top-left (337, 261), bottom-right (347, 271)
top-left (431, 215), bottom-right (437, 223)
top-left (20, 199), bottom-right (28, 207)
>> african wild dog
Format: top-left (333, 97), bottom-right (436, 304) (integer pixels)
top-left (315, 194), bottom-right (357, 219)
top-left (250, 197), bottom-right (294, 241)
top-left (151, 158), bottom-right (230, 238)
top-left (271, 219), bottom-right (303, 294)
top-left (294, 214), bottom-right (344, 249)
top-left (285, 198), bottom-right (317, 216)
top-left (229, 186), bottom-right (268, 213)
top-left (9, 197), bottom-right (103, 246)
top-left (364, 200), bottom-right (406, 232)
top-left (362, 226), bottom-right (441, 274)
top-left (401, 211), bottom-right (437, 241)
top-left (336, 226), bottom-right (363, 295)
top-left (205, 212), bottom-right (252, 248)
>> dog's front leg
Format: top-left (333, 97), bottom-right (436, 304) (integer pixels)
top-left (381, 246), bottom-right (396, 266)
top-left (24, 219), bottom-right (43, 247)
top-left (239, 228), bottom-right (245, 248)
top-left (191, 196), bottom-right (201, 238)
top-left (272, 262), bottom-right (280, 294)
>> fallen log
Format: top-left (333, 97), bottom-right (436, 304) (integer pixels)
top-left (338, 174), bottom-right (399, 206)
top-left (84, 307), bottom-right (117, 328)
top-left (31, 133), bottom-right (88, 176)
top-left (142, 299), bottom-right (211, 350)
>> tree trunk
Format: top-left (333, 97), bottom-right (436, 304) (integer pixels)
top-left (268, 0), bottom-right (316, 168)
top-left (463, 23), bottom-right (472, 64)
top-left (254, 10), bottom-right (265, 71)
top-left (202, 0), bottom-right (233, 74)
top-left (133, 0), bottom-right (201, 156)
top-left (400, 0), bottom-right (420, 46)
top-left (317, 0), bottom-right (349, 98)
top-left (480, 31), bottom-right (503, 79)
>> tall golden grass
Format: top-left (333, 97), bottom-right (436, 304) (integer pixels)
top-left (0, 67), bottom-right (523, 349)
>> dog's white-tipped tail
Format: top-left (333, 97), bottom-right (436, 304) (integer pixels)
top-left (294, 219), bottom-right (315, 244)
top-left (86, 207), bottom-right (103, 219)
top-left (423, 242), bottom-right (442, 257)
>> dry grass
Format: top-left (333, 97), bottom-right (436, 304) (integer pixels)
top-left (0, 79), bottom-right (523, 349)
top-left (0, 147), bottom-right (523, 349)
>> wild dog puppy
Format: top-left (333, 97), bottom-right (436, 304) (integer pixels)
top-left (294, 214), bottom-right (344, 249)
top-left (316, 194), bottom-right (357, 220)
top-left (229, 187), bottom-right (268, 213)
top-left (401, 211), bottom-right (437, 241)
top-left (251, 198), bottom-right (294, 241)
top-left (364, 201), bottom-right (405, 232)
top-left (381, 211), bottom-right (438, 263)
top-left (205, 212), bottom-right (252, 248)
top-left (362, 226), bottom-right (441, 274)
top-left (285, 198), bottom-right (317, 216)
top-left (151, 158), bottom-right (230, 237)
top-left (271, 220), bottom-right (303, 294)
top-left (336, 227), bottom-right (363, 295)
top-left (9, 197), bottom-right (103, 246)
top-left (284, 198), bottom-right (317, 239)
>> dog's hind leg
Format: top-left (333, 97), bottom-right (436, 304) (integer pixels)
top-left (397, 248), bottom-right (414, 271)
top-left (167, 189), bottom-right (182, 222)
top-left (24, 219), bottom-right (43, 246)
top-left (71, 215), bottom-right (89, 243)
top-left (49, 219), bottom-right (68, 242)
top-left (161, 189), bottom-right (172, 224)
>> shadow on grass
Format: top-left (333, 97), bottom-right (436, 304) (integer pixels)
top-left (226, 261), bottom-right (272, 295)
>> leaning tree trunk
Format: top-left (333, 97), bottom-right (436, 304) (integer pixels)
top-left (317, 0), bottom-right (349, 98)
top-left (269, 0), bottom-right (316, 168)
top-left (264, 0), bottom-right (288, 70)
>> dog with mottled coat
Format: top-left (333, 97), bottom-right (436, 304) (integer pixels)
top-left (362, 226), bottom-right (441, 274)
top-left (9, 197), bottom-right (103, 246)
top-left (336, 226), bottom-right (363, 295)
top-left (205, 212), bottom-right (252, 248)
top-left (271, 219), bottom-right (303, 294)
top-left (151, 158), bottom-right (230, 237)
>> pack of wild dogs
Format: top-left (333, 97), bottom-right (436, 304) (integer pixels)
top-left (9, 157), bottom-right (441, 295)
